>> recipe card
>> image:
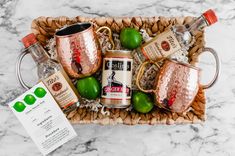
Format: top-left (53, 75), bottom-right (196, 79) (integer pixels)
top-left (8, 82), bottom-right (77, 156)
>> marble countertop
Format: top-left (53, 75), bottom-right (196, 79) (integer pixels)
top-left (0, 0), bottom-right (235, 156)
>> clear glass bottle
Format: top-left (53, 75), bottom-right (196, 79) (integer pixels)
top-left (138, 9), bottom-right (218, 62)
top-left (21, 33), bottom-right (80, 113)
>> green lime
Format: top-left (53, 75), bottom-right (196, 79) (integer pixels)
top-left (24, 94), bottom-right (36, 105)
top-left (120, 28), bottom-right (142, 49)
top-left (34, 87), bottom-right (47, 98)
top-left (13, 101), bottom-right (26, 112)
top-left (132, 91), bottom-right (154, 113)
top-left (76, 76), bottom-right (101, 100)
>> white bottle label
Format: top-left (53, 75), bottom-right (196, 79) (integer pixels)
top-left (141, 29), bottom-right (182, 60)
top-left (101, 58), bottom-right (133, 100)
top-left (42, 70), bottom-right (78, 109)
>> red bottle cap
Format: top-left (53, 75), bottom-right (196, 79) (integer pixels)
top-left (203, 9), bottom-right (218, 25)
top-left (21, 33), bottom-right (38, 48)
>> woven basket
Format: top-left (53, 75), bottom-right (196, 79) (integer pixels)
top-left (31, 16), bottom-right (206, 125)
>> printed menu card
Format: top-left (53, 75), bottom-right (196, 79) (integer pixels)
top-left (8, 82), bottom-right (77, 155)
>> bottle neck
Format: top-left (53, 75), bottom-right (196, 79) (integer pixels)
top-left (134, 48), bottom-right (147, 63)
top-left (27, 42), bottom-right (50, 64)
top-left (187, 16), bottom-right (209, 35)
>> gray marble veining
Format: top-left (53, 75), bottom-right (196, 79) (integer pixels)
top-left (0, 0), bottom-right (235, 156)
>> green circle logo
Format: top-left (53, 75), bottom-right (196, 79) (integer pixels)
top-left (34, 87), bottom-right (47, 98)
top-left (13, 101), bottom-right (26, 112)
top-left (24, 94), bottom-right (36, 105)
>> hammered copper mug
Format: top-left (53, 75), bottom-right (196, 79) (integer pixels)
top-left (136, 47), bottom-right (220, 113)
top-left (55, 23), bottom-right (114, 78)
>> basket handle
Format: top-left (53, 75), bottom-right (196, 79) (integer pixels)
top-left (16, 50), bottom-right (31, 89)
top-left (136, 60), bottom-right (161, 93)
top-left (192, 47), bottom-right (220, 89)
top-left (96, 26), bottom-right (115, 50)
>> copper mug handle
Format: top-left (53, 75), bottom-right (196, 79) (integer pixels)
top-left (192, 47), bottom-right (220, 89)
top-left (136, 60), bottom-right (161, 93)
top-left (96, 26), bottom-right (115, 49)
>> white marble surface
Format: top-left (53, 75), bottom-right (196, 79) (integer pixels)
top-left (0, 0), bottom-right (235, 156)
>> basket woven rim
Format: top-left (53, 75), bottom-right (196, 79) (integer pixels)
top-left (30, 15), bottom-right (206, 125)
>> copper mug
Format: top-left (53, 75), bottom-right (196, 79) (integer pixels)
top-left (55, 23), bottom-right (114, 78)
top-left (136, 47), bottom-right (220, 113)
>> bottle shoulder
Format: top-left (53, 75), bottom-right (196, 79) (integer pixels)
top-left (37, 60), bottom-right (61, 79)
top-left (172, 25), bottom-right (192, 49)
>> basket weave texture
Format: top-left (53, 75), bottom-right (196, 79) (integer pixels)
top-left (31, 16), bottom-right (206, 125)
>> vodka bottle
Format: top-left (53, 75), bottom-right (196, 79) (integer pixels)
top-left (21, 33), bottom-right (79, 113)
top-left (137, 9), bottom-right (218, 62)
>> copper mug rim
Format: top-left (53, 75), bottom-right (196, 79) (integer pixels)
top-left (55, 22), bottom-right (115, 48)
top-left (165, 59), bottom-right (202, 71)
top-left (55, 22), bottom-right (93, 38)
